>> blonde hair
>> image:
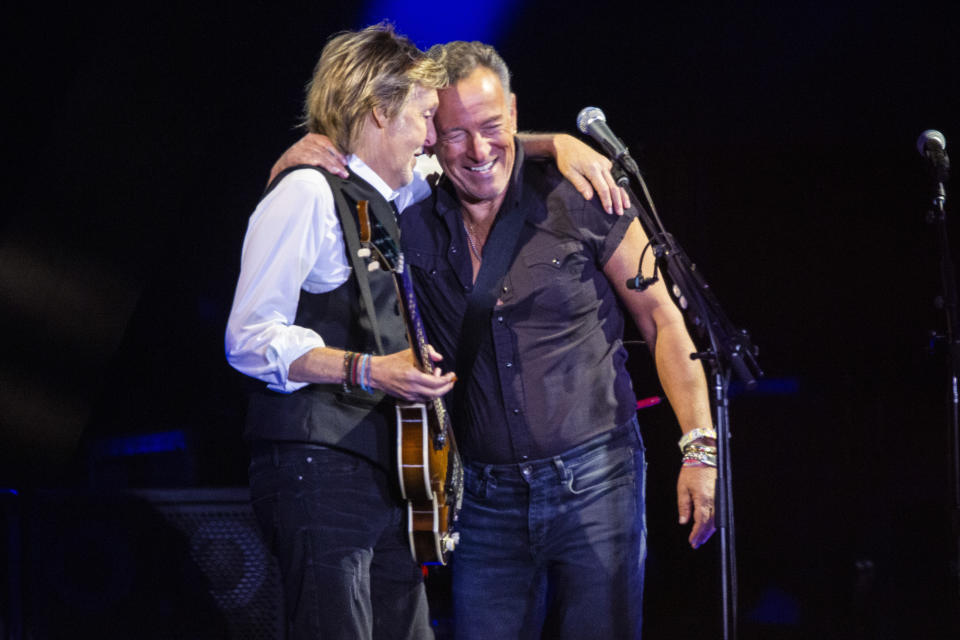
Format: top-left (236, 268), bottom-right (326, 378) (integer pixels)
top-left (304, 23), bottom-right (447, 153)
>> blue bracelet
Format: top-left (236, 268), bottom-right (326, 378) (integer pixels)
top-left (360, 354), bottom-right (372, 393)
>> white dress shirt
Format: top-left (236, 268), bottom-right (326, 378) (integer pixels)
top-left (225, 155), bottom-right (435, 392)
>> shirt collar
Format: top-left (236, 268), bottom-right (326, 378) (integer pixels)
top-left (348, 153), bottom-right (434, 213)
top-left (347, 154), bottom-right (401, 205)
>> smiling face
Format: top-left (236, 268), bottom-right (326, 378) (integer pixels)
top-left (369, 84), bottom-right (439, 190)
top-left (433, 66), bottom-right (517, 210)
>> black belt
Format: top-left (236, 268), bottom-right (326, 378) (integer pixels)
top-left (249, 441), bottom-right (331, 459)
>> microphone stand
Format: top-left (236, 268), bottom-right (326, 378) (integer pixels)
top-left (613, 161), bottom-right (762, 640)
top-left (925, 178), bottom-right (960, 597)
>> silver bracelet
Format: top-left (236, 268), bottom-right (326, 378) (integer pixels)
top-left (677, 427), bottom-right (717, 452)
top-left (682, 450), bottom-right (718, 468)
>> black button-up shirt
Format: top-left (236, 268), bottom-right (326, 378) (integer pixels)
top-left (400, 146), bottom-right (639, 463)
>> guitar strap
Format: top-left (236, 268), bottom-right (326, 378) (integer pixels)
top-left (264, 164), bottom-right (388, 355)
top-left (452, 182), bottom-right (530, 422)
top-left (331, 186), bottom-right (385, 355)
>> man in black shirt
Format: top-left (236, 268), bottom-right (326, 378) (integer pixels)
top-left (398, 41), bottom-right (717, 639)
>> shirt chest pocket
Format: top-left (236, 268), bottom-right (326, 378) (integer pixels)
top-left (504, 240), bottom-right (588, 307)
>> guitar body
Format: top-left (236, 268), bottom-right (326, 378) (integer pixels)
top-left (356, 200), bottom-right (463, 565)
top-left (396, 399), bottom-right (461, 564)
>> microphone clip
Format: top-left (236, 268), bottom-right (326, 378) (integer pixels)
top-left (625, 241), bottom-right (664, 291)
top-left (626, 275), bottom-right (659, 291)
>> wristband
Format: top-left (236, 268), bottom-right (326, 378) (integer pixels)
top-left (359, 354), bottom-right (373, 393)
top-left (682, 443), bottom-right (717, 458)
top-left (678, 427), bottom-right (717, 452)
top-left (350, 352), bottom-right (361, 387)
top-left (342, 351), bottom-right (355, 392)
top-left (682, 450), bottom-right (718, 467)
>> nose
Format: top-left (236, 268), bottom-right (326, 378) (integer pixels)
top-left (466, 132), bottom-right (491, 161)
top-left (424, 116), bottom-right (437, 148)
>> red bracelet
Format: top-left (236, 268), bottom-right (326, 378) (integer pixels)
top-left (342, 351), bottom-right (355, 392)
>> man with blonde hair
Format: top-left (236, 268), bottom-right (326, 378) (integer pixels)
top-left (225, 24), bottom-right (455, 639)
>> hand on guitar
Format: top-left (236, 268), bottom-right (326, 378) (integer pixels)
top-left (371, 345), bottom-right (455, 403)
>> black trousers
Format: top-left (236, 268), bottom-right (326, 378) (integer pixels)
top-left (248, 443), bottom-right (432, 640)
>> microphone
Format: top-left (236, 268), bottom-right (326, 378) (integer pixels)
top-left (576, 107), bottom-right (640, 180)
top-left (917, 129), bottom-right (950, 183)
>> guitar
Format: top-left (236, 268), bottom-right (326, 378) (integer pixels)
top-left (356, 200), bottom-right (463, 565)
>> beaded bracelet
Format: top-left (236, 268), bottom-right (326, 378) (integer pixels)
top-left (682, 450), bottom-right (718, 468)
top-left (682, 443), bottom-right (717, 458)
top-left (677, 427), bottom-right (717, 452)
top-left (342, 351), bottom-right (356, 392)
top-left (350, 353), bottom-right (363, 387)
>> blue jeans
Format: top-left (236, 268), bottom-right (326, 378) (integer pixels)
top-left (452, 418), bottom-right (647, 639)
top-left (248, 444), bottom-right (432, 640)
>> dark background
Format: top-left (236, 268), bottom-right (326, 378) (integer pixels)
top-left (2, 1), bottom-right (959, 637)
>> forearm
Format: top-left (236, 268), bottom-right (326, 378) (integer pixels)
top-left (290, 345), bottom-right (455, 402)
top-left (516, 131), bottom-right (566, 158)
top-left (519, 132), bottom-right (629, 214)
top-left (288, 346), bottom-right (347, 385)
top-left (651, 314), bottom-right (712, 434)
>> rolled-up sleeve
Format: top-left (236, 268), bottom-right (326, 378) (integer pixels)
top-left (225, 170), bottom-right (346, 393)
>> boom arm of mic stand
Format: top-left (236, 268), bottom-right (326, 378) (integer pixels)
top-left (661, 239), bottom-right (763, 388)
top-left (612, 157), bottom-right (763, 387)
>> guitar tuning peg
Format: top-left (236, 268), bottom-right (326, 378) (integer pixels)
top-left (357, 248), bottom-right (371, 258)
top-left (367, 262), bottom-right (380, 272)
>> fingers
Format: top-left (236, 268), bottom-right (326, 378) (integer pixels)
top-left (687, 495), bottom-right (716, 549)
top-left (678, 466), bottom-right (717, 549)
top-left (568, 173), bottom-right (595, 204)
top-left (585, 161), bottom-right (632, 215)
top-left (292, 133), bottom-right (348, 178)
top-left (677, 484), bottom-right (692, 526)
top-left (425, 372), bottom-right (457, 397)
top-left (590, 164), bottom-right (616, 214)
top-left (309, 137), bottom-right (348, 178)
top-left (373, 349), bottom-right (457, 402)
top-left (604, 179), bottom-right (627, 216)
top-left (307, 133), bottom-right (348, 164)
top-left (404, 370), bottom-right (456, 402)
top-left (425, 343), bottom-right (445, 364)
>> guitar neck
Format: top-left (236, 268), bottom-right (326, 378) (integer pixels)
top-left (356, 200), bottom-right (433, 373)
top-left (394, 266), bottom-right (432, 373)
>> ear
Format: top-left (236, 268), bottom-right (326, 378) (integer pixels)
top-left (508, 93), bottom-right (518, 133)
top-left (371, 105), bottom-right (389, 129)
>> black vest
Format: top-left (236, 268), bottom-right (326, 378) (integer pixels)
top-left (243, 168), bottom-right (409, 469)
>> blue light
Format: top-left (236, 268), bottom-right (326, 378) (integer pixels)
top-left (730, 377), bottom-right (800, 397)
top-left (90, 430), bottom-right (187, 459)
top-left (361, 0), bottom-right (518, 48)
top-left (747, 585), bottom-right (801, 625)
